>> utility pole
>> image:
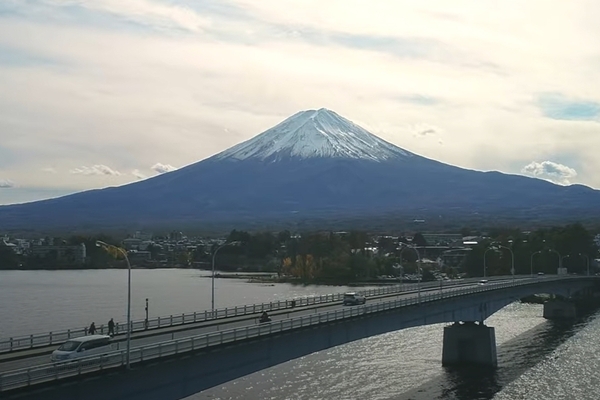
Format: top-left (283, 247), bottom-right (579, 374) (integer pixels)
top-left (145, 298), bottom-right (149, 330)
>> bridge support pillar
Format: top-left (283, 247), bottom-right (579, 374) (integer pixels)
top-left (441, 322), bottom-right (497, 367)
top-left (543, 300), bottom-right (576, 319)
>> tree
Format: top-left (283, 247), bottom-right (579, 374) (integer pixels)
top-left (459, 227), bottom-right (472, 237)
top-left (412, 233), bottom-right (428, 247)
top-left (177, 250), bottom-right (192, 267)
top-left (277, 230), bottom-right (291, 244)
top-left (281, 257), bottom-right (293, 276)
top-left (464, 246), bottom-right (485, 277)
top-left (247, 232), bottom-right (276, 259)
top-left (400, 247), bottom-right (418, 263)
top-left (377, 236), bottom-right (397, 254)
top-left (422, 268), bottom-right (436, 282)
top-left (227, 230), bottom-right (251, 244)
top-left (346, 231), bottom-right (369, 255)
top-left (0, 244), bottom-right (18, 269)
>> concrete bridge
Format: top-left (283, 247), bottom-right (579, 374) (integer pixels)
top-left (3, 275), bottom-right (598, 400)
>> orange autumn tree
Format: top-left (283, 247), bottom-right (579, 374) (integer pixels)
top-left (303, 254), bottom-right (321, 280)
top-left (281, 257), bottom-right (293, 276)
top-left (280, 254), bottom-right (321, 280)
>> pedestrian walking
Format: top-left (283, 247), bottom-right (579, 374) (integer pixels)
top-left (88, 322), bottom-right (97, 335)
top-left (107, 318), bottom-right (115, 336)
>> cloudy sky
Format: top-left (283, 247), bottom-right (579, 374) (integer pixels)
top-left (1, 0), bottom-right (599, 205)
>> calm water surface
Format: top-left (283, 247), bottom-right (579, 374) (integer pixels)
top-left (2, 269), bottom-right (599, 399)
top-left (192, 305), bottom-right (600, 400)
top-left (0, 269), bottom-right (374, 337)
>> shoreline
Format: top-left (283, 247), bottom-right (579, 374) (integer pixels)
top-left (0, 268), bottom-right (405, 286)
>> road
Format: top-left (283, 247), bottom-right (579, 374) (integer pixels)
top-left (0, 276), bottom-right (529, 373)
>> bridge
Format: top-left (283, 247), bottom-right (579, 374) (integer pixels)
top-left (1, 275), bottom-right (598, 400)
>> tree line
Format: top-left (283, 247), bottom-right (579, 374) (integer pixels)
top-left (1, 224), bottom-right (597, 282)
top-left (462, 223), bottom-right (598, 277)
top-left (221, 224), bottom-right (599, 282)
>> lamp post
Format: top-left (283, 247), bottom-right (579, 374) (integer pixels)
top-left (483, 247), bottom-right (496, 278)
top-left (401, 245), bottom-right (422, 303)
top-left (144, 298), bottom-right (149, 330)
top-left (497, 245), bottom-right (514, 282)
top-left (561, 255), bottom-right (570, 271)
top-left (548, 249), bottom-right (561, 273)
top-left (96, 240), bottom-right (131, 370)
top-left (211, 241), bottom-right (240, 312)
top-left (579, 253), bottom-right (590, 276)
top-left (530, 250), bottom-right (542, 277)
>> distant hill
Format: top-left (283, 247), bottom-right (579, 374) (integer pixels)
top-left (1, 108), bottom-right (599, 231)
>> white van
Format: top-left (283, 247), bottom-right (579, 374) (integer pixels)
top-left (51, 335), bottom-right (113, 362)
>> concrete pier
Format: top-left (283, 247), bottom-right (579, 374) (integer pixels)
top-left (441, 322), bottom-right (497, 367)
top-left (543, 300), bottom-right (577, 319)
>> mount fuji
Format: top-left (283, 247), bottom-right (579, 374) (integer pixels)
top-left (1, 108), bottom-right (600, 231)
top-left (216, 108), bottom-right (411, 162)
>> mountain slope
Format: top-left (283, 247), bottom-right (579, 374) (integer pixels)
top-left (1, 108), bottom-right (599, 231)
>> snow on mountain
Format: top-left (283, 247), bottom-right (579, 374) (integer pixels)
top-left (216, 108), bottom-right (413, 162)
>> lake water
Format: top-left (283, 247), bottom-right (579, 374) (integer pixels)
top-left (2, 269), bottom-right (599, 400)
top-left (0, 269), bottom-right (374, 337)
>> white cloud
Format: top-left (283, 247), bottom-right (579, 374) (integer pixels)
top-left (132, 169), bottom-right (146, 179)
top-left (45, 0), bottom-right (211, 32)
top-left (151, 163), bottom-right (177, 174)
top-left (410, 123), bottom-right (443, 138)
top-left (0, 179), bottom-right (15, 188)
top-left (42, 167), bottom-right (57, 173)
top-left (70, 165), bottom-right (121, 176)
top-left (521, 161), bottom-right (578, 185)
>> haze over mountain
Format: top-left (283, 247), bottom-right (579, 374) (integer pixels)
top-left (1, 108), bottom-right (599, 231)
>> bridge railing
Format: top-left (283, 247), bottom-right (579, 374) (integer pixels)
top-left (0, 279), bottom-right (469, 354)
top-left (0, 276), bottom-right (574, 392)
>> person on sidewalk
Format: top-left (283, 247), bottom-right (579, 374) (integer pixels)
top-left (107, 318), bottom-right (115, 336)
top-left (88, 322), bottom-right (97, 335)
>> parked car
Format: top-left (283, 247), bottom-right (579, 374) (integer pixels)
top-left (51, 335), bottom-right (113, 362)
top-left (343, 292), bottom-right (366, 306)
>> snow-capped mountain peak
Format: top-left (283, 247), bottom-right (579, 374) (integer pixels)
top-left (215, 108), bottom-right (413, 162)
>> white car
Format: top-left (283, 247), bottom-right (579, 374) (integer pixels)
top-left (51, 335), bottom-right (113, 362)
top-left (343, 292), bottom-right (366, 306)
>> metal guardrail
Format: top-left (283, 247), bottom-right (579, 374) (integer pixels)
top-left (0, 279), bottom-right (474, 353)
top-left (0, 276), bottom-right (578, 392)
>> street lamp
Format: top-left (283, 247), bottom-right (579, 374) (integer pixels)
top-left (211, 241), bottom-right (240, 312)
top-left (548, 249), bottom-right (561, 272)
top-left (561, 255), bottom-right (570, 270)
top-left (530, 250), bottom-right (542, 277)
top-left (579, 253), bottom-right (590, 276)
top-left (96, 240), bottom-right (131, 370)
top-left (497, 245), bottom-right (514, 282)
top-left (483, 247), bottom-right (496, 278)
top-left (401, 245), bottom-right (422, 303)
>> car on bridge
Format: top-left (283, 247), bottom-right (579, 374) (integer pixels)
top-left (51, 335), bottom-right (113, 362)
top-left (343, 292), bottom-right (366, 306)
